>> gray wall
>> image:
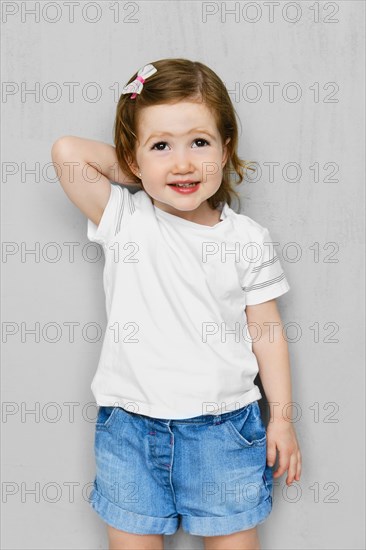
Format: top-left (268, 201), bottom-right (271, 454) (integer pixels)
top-left (2, 1), bottom-right (364, 549)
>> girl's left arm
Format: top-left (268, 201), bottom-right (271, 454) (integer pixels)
top-left (246, 299), bottom-right (302, 486)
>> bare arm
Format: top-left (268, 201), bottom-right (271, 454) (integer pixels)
top-left (247, 299), bottom-right (293, 422)
top-left (246, 299), bottom-right (302, 485)
top-left (50, 136), bottom-right (136, 226)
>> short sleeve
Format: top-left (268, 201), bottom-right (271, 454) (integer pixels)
top-left (87, 184), bottom-right (136, 246)
top-left (242, 227), bottom-right (290, 306)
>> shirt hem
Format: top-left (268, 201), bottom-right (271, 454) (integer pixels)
top-left (93, 386), bottom-right (262, 420)
top-left (245, 280), bottom-right (290, 306)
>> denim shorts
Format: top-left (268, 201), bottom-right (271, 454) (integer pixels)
top-left (89, 400), bottom-right (273, 537)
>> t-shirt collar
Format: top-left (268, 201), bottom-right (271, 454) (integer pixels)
top-left (153, 202), bottom-right (228, 228)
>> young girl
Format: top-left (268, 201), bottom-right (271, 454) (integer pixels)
top-left (51, 58), bottom-right (302, 550)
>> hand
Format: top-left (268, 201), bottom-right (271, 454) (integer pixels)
top-left (266, 418), bottom-right (302, 486)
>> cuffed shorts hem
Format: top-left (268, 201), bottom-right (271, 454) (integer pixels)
top-left (89, 485), bottom-right (179, 535)
top-left (89, 484), bottom-right (272, 537)
top-left (181, 494), bottom-right (272, 537)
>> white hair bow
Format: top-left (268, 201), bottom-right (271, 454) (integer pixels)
top-left (121, 63), bottom-right (157, 99)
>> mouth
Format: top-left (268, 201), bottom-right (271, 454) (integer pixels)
top-left (168, 181), bottom-right (200, 188)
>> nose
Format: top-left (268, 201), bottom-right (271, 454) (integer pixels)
top-left (171, 146), bottom-right (195, 174)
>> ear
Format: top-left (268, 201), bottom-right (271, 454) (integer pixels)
top-left (222, 137), bottom-right (231, 168)
top-left (130, 165), bottom-right (140, 178)
top-left (127, 154), bottom-right (140, 178)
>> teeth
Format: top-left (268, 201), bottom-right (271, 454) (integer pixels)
top-left (175, 183), bottom-right (197, 188)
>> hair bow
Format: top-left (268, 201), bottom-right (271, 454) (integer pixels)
top-left (121, 63), bottom-right (157, 99)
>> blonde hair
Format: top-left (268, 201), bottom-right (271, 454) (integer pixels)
top-left (114, 58), bottom-right (255, 210)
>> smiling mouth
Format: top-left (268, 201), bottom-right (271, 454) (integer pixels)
top-left (168, 182), bottom-right (200, 188)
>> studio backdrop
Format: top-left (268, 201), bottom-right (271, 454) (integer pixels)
top-left (2, 1), bottom-right (365, 549)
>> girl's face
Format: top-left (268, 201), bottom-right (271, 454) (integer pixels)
top-left (130, 100), bottom-right (230, 217)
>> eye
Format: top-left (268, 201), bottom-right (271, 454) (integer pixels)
top-left (193, 138), bottom-right (210, 147)
top-left (151, 141), bottom-right (168, 151)
top-left (150, 138), bottom-right (210, 151)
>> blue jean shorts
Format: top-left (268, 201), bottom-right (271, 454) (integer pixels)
top-left (89, 400), bottom-right (273, 537)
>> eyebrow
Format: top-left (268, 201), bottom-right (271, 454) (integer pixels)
top-left (143, 128), bottom-right (216, 147)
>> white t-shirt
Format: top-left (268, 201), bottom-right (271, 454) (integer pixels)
top-left (87, 184), bottom-right (290, 419)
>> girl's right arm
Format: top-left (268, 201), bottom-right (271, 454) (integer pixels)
top-left (51, 136), bottom-right (134, 227)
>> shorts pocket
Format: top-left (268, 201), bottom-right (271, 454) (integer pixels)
top-left (263, 465), bottom-right (273, 497)
top-left (225, 401), bottom-right (267, 448)
top-left (95, 406), bottom-right (119, 430)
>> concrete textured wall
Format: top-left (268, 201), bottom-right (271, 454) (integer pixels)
top-left (2, 1), bottom-right (364, 548)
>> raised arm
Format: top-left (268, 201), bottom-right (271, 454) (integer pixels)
top-left (50, 136), bottom-right (135, 226)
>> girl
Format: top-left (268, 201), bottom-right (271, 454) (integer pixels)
top-left (51, 58), bottom-right (302, 550)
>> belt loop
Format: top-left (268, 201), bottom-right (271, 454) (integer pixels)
top-left (213, 414), bottom-right (222, 425)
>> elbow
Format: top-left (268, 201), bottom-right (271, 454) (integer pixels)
top-left (51, 136), bottom-right (75, 160)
